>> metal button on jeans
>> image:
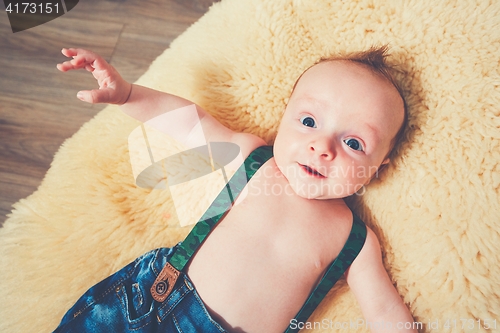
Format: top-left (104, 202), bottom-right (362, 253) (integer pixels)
top-left (155, 281), bottom-right (168, 295)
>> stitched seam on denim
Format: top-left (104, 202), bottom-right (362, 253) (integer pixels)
top-left (116, 286), bottom-right (128, 317)
top-left (115, 285), bottom-right (155, 328)
top-left (184, 278), bottom-right (193, 291)
top-left (158, 284), bottom-right (191, 321)
top-left (192, 291), bottom-right (226, 332)
top-left (151, 248), bottom-right (161, 276)
top-left (133, 283), bottom-right (144, 308)
top-left (130, 310), bottom-right (155, 330)
top-left (128, 315), bottom-right (155, 332)
top-left (172, 313), bottom-right (185, 333)
top-left (71, 260), bottom-right (138, 320)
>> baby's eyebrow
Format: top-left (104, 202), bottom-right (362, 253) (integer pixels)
top-left (356, 123), bottom-right (381, 150)
top-left (295, 95), bottom-right (328, 109)
top-left (363, 123), bottom-right (378, 138)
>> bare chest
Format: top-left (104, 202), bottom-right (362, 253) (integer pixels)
top-left (186, 160), bottom-right (352, 332)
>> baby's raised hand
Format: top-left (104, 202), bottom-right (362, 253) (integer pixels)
top-left (57, 48), bottom-right (132, 105)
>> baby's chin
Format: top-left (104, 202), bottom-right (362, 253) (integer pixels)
top-left (287, 180), bottom-right (351, 200)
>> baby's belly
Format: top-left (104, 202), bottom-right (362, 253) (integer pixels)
top-left (186, 219), bottom-right (323, 333)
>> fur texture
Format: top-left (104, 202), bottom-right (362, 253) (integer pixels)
top-left (1, 0), bottom-right (499, 332)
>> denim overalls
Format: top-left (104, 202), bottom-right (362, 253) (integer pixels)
top-left (53, 146), bottom-right (367, 333)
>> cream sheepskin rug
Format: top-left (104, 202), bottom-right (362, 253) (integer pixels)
top-left (1, 0), bottom-right (499, 332)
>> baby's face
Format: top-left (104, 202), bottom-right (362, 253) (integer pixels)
top-left (273, 60), bottom-right (404, 199)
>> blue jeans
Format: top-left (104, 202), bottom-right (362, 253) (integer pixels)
top-left (53, 244), bottom-right (227, 333)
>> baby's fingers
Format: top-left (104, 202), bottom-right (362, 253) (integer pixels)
top-left (57, 48), bottom-right (108, 72)
top-left (61, 47), bottom-right (99, 62)
top-left (57, 60), bottom-right (82, 72)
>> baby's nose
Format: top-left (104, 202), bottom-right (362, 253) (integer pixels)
top-left (308, 139), bottom-right (335, 160)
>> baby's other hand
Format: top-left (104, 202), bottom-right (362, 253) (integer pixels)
top-left (57, 48), bottom-right (132, 105)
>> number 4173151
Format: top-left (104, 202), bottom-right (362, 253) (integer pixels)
top-left (5, 2), bottom-right (60, 14)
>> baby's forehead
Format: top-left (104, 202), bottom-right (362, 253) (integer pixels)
top-left (295, 60), bottom-right (402, 106)
top-left (301, 60), bottom-right (386, 84)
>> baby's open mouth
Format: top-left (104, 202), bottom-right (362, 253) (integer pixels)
top-left (299, 164), bottom-right (326, 178)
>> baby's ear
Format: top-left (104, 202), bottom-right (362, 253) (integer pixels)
top-left (376, 158), bottom-right (391, 174)
top-left (365, 158), bottom-right (391, 185)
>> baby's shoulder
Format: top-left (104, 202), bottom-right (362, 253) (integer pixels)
top-left (231, 132), bottom-right (267, 159)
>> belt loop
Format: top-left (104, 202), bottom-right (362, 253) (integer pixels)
top-left (184, 276), bottom-right (194, 291)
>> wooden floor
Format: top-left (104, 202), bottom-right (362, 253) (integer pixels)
top-left (0, 0), bottom-right (218, 226)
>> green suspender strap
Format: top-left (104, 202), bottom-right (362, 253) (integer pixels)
top-left (150, 145), bottom-right (274, 302)
top-left (284, 214), bottom-right (367, 333)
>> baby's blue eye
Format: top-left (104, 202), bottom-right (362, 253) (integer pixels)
top-left (344, 138), bottom-right (363, 151)
top-left (300, 116), bottom-right (316, 128)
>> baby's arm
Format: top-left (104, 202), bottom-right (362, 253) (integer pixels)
top-left (345, 228), bottom-right (417, 333)
top-left (57, 48), bottom-right (265, 153)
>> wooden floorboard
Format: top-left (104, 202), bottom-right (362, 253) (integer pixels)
top-left (0, 0), bottom-right (218, 226)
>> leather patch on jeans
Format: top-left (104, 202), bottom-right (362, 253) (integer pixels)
top-left (150, 262), bottom-right (180, 302)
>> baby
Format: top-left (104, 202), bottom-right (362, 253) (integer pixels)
top-left (55, 46), bottom-right (416, 333)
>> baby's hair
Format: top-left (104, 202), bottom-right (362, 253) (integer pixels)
top-left (291, 45), bottom-right (408, 160)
